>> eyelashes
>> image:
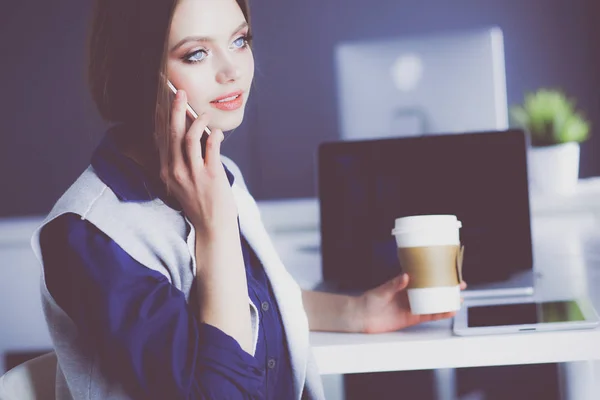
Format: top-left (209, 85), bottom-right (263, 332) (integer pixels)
top-left (182, 34), bottom-right (253, 64)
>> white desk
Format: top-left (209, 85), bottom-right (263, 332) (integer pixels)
top-left (305, 217), bottom-right (600, 374)
top-left (262, 204), bottom-right (600, 399)
top-left (0, 189), bottom-right (598, 396)
top-left (529, 177), bottom-right (600, 219)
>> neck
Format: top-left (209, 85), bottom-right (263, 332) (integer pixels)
top-left (112, 131), bottom-right (160, 175)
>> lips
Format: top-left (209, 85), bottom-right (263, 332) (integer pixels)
top-left (210, 91), bottom-right (244, 111)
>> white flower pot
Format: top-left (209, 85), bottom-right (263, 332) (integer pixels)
top-left (528, 142), bottom-right (580, 195)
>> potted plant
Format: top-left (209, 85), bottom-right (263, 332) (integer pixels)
top-left (510, 89), bottom-right (591, 194)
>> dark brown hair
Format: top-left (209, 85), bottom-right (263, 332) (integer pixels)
top-left (87, 0), bottom-right (251, 153)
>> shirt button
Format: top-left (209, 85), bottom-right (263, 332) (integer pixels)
top-left (261, 301), bottom-right (270, 311)
top-left (268, 358), bottom-right (276, 369)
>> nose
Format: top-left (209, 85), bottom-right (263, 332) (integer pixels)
top-left (215, 56), bottom-right (241, 84)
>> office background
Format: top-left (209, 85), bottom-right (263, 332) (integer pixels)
top-left (1, 0), bottom-right (599, 218)
top-left (1, 2), bottom-right (600, 399)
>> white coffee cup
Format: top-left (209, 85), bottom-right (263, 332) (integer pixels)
top-left (392, 215), bottom-right (463, 315)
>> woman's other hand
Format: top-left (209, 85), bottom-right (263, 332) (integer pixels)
top-left (354, 274), bottom-right (467, 334)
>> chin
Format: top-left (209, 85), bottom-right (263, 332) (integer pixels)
top-left (213, 110), bottom-right (245, 132)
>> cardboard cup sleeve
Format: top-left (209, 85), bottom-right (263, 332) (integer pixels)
top-left (397, 244), bottom-right (465, 289)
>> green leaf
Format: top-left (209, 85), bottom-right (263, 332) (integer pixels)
top-left (509, 89), bottom-right (591, 145)
top-left (557, 114), bottom-right (590, 143)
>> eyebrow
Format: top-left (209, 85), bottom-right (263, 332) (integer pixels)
top-left (170, 22), bottom-right (249, 52)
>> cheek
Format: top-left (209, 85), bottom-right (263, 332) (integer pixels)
top-left (165, 62), bottom-right (186, 89)
top-left (242, 50), bottom-right (255, 81)
top-left (167, 64), bottom-right (211, 104)
top-left (185, 72), bottom-right (212, 101)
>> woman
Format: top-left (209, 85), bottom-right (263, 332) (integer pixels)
top-left (30, 0), bottom-right (461, 398)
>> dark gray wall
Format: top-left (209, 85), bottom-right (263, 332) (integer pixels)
top-left (585, 0), bottom-right (600, 127)
top-left (248, 0), bottom-right (600, 199)
top-left (1, 1), bottom-right (103, 218)
top-left (2, 0), bottom-right (599, 217)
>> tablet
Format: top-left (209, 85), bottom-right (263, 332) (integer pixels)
top-left (453, 296), bottom-right (600, 336)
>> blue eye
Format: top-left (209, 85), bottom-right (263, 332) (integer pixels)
top-left (185, 50), bottom-right (208, 63)
top-left (233, 36), bottom-right (248, 49)
top-left (183, 35), bottom-right (250, 64)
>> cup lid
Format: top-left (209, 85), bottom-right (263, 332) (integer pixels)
top-left (391, 215), bottom-right (461, 235)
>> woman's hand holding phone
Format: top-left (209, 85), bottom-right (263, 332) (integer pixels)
top-left (158, 89), bottom-right (237, 237)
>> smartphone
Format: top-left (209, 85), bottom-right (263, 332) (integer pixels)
top-left (166, 80), bottom-right (212, 135)
top-left (167, 80), bottom-right (211, 159)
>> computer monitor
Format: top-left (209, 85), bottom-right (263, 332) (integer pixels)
top-left (334, 27), bottom-right (508, 140)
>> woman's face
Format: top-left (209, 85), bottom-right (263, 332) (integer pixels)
top-left (167, 0), bottom-right (254, 132)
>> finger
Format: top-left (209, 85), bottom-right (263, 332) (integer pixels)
top-left (388, 273), bottom-right (405, 288)
top-left (185, 113), bottom-right (211, 171)
top-left (416, 313), bottom-right (434, 322)
top-left (156, 79), bottom-right (170, 176)
top-left (157, 92), bottom-right (183, 186)
top-left (204, 128), bottom-right (225, 170)
top-left (398, 273), bottom-right (409, 290)
top-left (431, 311), bottom-right (456, 320)
top-left (169, 90), bottom-right (188, 176)
top-left (380, 274), bottom-right (406, 297)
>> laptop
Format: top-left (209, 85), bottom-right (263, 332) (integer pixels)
top-left (316, 129), bottom-right (535, 299)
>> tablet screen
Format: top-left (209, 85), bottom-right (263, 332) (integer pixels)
top-left (467, 301), bottom-right (586, 327)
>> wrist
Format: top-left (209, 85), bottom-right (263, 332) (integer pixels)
top-left (350, 295), bottom-right (368, 333)
top-left (194, 228), bottom-right (244, 277)
top-left (336, 294), bottom-right (366, 333)
top-left (190, 218), bottom-right (239, 242)
top-left (193, 219), bottom-right (239, 242)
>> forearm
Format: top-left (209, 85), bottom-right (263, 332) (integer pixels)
top-left (195, 230), bottom-right (253, 354)
top-left (301, 289), bottom-right (363, 333)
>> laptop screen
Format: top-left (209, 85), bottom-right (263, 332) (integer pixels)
top-left (318, 130), bottom-right (533, 292)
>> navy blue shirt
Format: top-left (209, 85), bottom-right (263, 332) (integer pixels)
top-left (39, 127), bottom-right (295, 399)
